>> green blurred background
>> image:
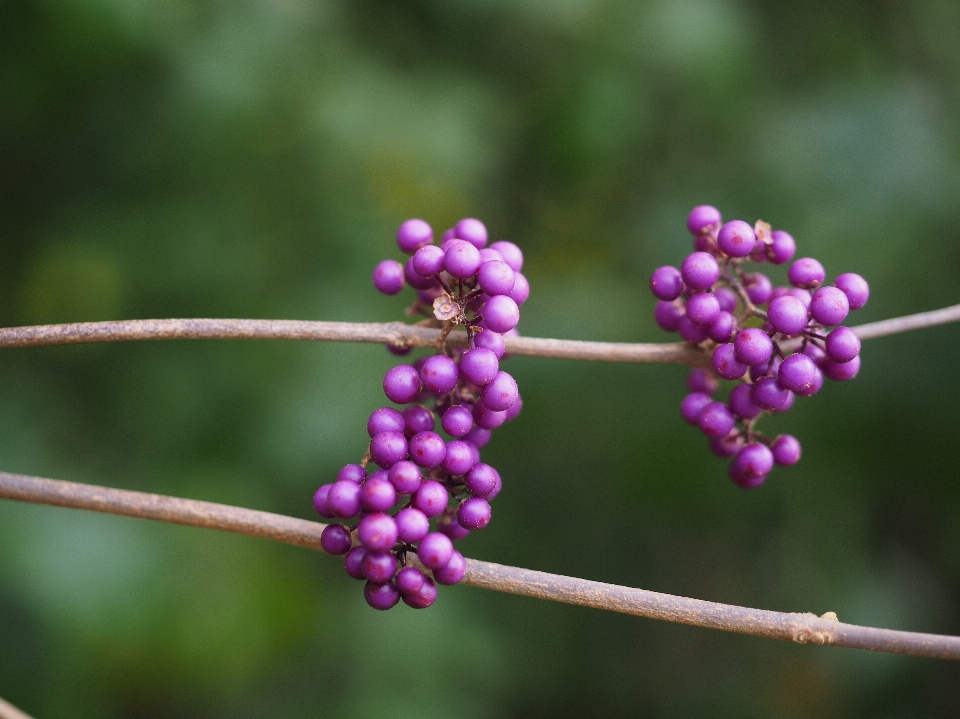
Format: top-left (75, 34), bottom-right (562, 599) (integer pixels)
top-left (2, 0), bottom-right (960, 716)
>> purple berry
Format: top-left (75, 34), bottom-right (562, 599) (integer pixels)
top-left (463, 427), bottom-right (491, 448)
top-left (404, 256), bottom-right (438, 290)
top-left (810, 286), bottom-right (850, 326)
top-left (478, 260), bottom-right (516, 296)
top-left (454, 218), bottom-right (488, 249)
top-left (825, 326), bottom-right (860, 363)
top-left (734, 442), bottom-right (774, 478)
top-left (372, 259), bottom-right (405, 295)
top-left (803, 342), bottom-right (827, 365)
top-left (834, 273), bottom-right (869, 309)
top-left (357, 512), bottom-right (399, 551)
top-left (457, 497), bottom-right (492, 530)
top-left (360, 476), bottom-right (398, 512)
top-left (489, 241), bottom-right (523, 271)
top-left (508, 272), bottom-right (530, 305)
top-left (412, 480), bottom-right (448, 518)
top-left (367, 407), bottom-right (405, 437)
top-left (460, 348), bottom-right (499, 386)
top-left (650, 266), bottom-right (684, 301)
top-left (369, 430), bottom-right (408, 468)
top-left (717, 220), bottom-right (757, 257)
top-left (364, 581), bottom-right (401, 610)
top-left (465, 463), bottom-right (500, 498)
top-left (387, 460), bottom-right (422, 494)
top-left (654, 301), bottom-right (684, 332)
top-left (321, 523), bottom-right (352, 555)
top-left (418, 532), bottom-right (454, 571)
top-left (686, 292), bottom-right (721, 326)
top-left (337, 464), bottom-right (367, 484)
top-left (686, 205), bottom-right (722, 235)
top-left (728, 383), bottom-right (763, 420)
top-left (361, 550), bottom-right (398, 583)
top-left (822, 354), bottom-right (861, 381)
top-left (678, 316), bottom-right (710, 344)
top-left (710, 431), bottom-right (744, 458)
top-left (473, 402), bottom-right (507, 430)
top-left (687, 368), bottom-right (719, 395)
top-left (772, 435), bottom-right (801, 466)
top-left (328, 480), bottom-right (362, 518)
top-left (397, 219), bottom-right (434, 254)
top-left (751, 376), bottom-right (789, 411)
top-left (744, 273), bottom-right (773, 305)
top-left (767, 230), bottom-right (796, 265)
top-left (409, 431), bottom-right (446, 468)
top-left (443, 440), bottom-right (478, 475)
top-left (412, 244), bottom-right (445, 277)
top-left (729, 462), bottom-right (767, 489)
top-left (680, 252), bottom-right (721, 291)
top-left (767, 295), bottom-right (810, 336)
top-left (402, 577), bottom-right (438, 609)
top-left (714, 287), bottom-right (738, 313)
top-left (313, 484), bottom-right (334, 518)
top-left (444, 240), bottom-right (482, 278)
top-left (483, 295), bottom-right (520, 333)
top-left (420, 354), bottom-right (459, 394)
top-left (473, 329), bottom-right (506, 359)
top-left (708, 311), bottom-right (737, 343)
top-left (441, 405), bottom-right (474, 437)
top-left (402, 405), bottom-right (435, 437)
top-left (395, 507), bottom-right (430, 543)
top-left (383, 365), bottom-right (422, 404)
top-left (681, 392), bottom-right (713, 425)
top-left (433, 550), bottom-right (466, 585)
top-left (396, 566), bottom-right (427, 595)
top-left (344, 546), bottom-right (367, 580)
top-left (776, 353), bottom-right (818, 394)
top-left (788, 257), bottom-right (826, 289)
top-left (712, 343), bottom-right (748, 380)
top-left (734, 328), bottom-right (774, 367)
top-left (437, 507), bottom-right (470, 541)
top-left (788, 288), bottom-right (812, 308)
top-left (698, 401), bottom-right (736, 438)
top-left (481, 371), bottom-right (519, 411)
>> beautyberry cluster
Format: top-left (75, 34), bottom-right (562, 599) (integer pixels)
top-left (314, 217), bottom-right (528, 609)
top-left (651, 205), bottom-right (869, 488)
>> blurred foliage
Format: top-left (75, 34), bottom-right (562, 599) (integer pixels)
top-left (2, 0), bottom-right (960, 716)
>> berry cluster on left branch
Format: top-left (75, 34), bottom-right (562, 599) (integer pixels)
top-left (313, 218), bottom-right (528, 610)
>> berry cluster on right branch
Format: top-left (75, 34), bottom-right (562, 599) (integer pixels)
top-left (650, 205), bottom-right (870, 488)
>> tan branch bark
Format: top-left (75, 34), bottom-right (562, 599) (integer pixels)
top-left (1, 471), bottom-right (958, 660)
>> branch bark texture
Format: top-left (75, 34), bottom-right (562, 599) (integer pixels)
top-left (2, 471), bottom-right (958, 661)
top-left (0, 303), bottom-right (957, 364)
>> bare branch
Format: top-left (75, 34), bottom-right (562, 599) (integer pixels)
top-left (0, 696), bottom-right (35, 719)
top-left (848, 302), bottom-right (960, 340)
top-left (2, 471), bottom-right (958, 660)
top-left (0, 303), bottom-right (956, 364)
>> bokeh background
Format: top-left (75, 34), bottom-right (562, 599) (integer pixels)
top-left (2, 0), bottom-right (960, 716)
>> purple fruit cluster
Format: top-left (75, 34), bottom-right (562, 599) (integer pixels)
top-left (652, 205), bottom-right (869, 488)
top-left (313, 217), bottom-right (527, 610)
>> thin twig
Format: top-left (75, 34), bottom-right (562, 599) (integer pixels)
top-left (0, 303), bottom-right (957, 364)
top-left (1, 471), bottom-right (958, 660)
top-left (0, 319), bottom-right (701, 364)
top-left (0, 696), bottom-right (35, 719)
top-left (848, 303), bottom-right (960, 340)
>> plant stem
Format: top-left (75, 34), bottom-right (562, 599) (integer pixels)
top-left (2, 471), bottom-right (958, 661)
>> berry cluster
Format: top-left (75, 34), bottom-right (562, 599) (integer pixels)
top-left (651, 205), bottom-right (869, 488)
top-left (314, 218), bottom-right (528, 609)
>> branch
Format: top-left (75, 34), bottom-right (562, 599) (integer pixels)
top-left (0, 303), bottom-right (957, 364)
top-left (2, 471), bottom-right (958, 660)
top-left (0, 697), bottom-right (33, 719)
